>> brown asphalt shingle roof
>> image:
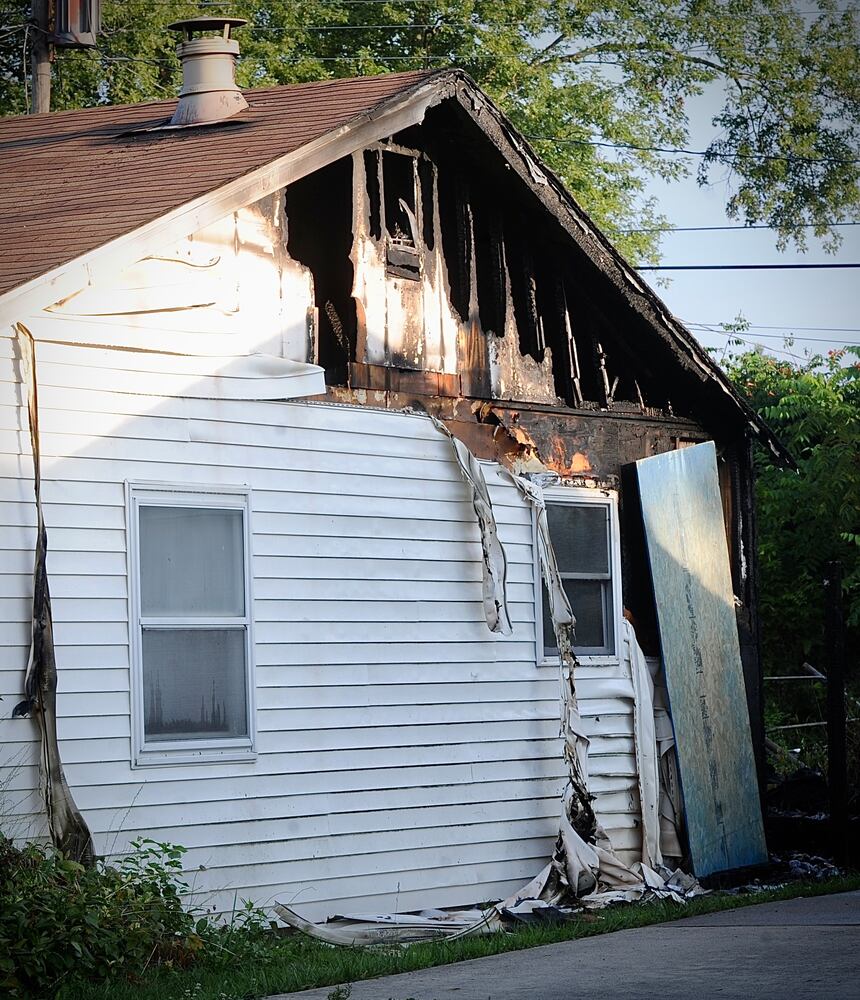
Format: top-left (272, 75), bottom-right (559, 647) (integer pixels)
top-left (0, 70), bottom-right (434, 298)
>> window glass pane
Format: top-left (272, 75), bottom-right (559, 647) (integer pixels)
top-left (139, 506), bottom-right (245, 616)
top-left (546, 504), bottom-right (609, 575)
top-left (142, 628), bottom-right (247, 742)
top-left (542, 580), bottom-right (613, 654)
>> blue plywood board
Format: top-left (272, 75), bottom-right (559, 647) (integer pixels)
top-left (636, 441), bottom-right (768, 876)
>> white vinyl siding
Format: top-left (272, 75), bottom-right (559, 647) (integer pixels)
top-left (0, 329), bottom-right (643, 913)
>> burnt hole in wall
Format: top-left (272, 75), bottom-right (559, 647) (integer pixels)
top-left (382, 151), bottom-right (417, 243)
top-left (533, 255), bottom-right (574, 405)
top-left (472, 195), bottom-right (505, 336)
top-left (505, 215), bottom-right (543, 363)
top-left (286, 156), bottom-right (356, 382)
top-left (609, 374), bottom-right (642, 406)
top-left (418, 157), bottom-right (435, 252)
top-left (572, 334), bottom-right (605, 404)
top-left (382, 150), bottom-right (421, 280)
top-left (364, 149), bottom-right (382, 241)
top-left (437, 167), bottom-right (470, 320)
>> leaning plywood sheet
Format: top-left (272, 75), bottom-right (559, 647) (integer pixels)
top-left (635, 441), bottom-right (767, 877)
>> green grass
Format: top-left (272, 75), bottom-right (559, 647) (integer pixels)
top-left (62, 875), bottom-right (860, 1000)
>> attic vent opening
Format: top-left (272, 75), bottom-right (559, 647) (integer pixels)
top-left (167, 17), bottom-right (249, 128)
top-left (382, 151), bottom-right (421, 280)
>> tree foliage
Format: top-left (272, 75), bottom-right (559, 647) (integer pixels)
top-left (725, 347), bottom-right (860, 674)
top-left (0, 1), bottom-right (858, 261)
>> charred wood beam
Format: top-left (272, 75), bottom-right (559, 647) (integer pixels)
top-left (594, 339), bottom-right (611, 408)
top-left (350, 362), bottom-right (461, 397)
top-left (506, 222), bottom-right (543, 363)
top-left (420, 81), bottom-right (790, 464)
top-left (556, 276), bottom-right (583, 407)
top-left (458, 196), bottom-right (492, 398)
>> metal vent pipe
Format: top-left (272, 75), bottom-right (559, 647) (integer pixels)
top-left (168, 17), bottom-right (249, 128)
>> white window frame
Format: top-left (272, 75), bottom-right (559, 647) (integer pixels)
top-left (127, 481), bottom-right (256, 767)
top-left (534, 487), bottom-right (623, 668)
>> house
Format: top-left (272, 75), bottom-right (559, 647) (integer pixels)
top-left (0, 19), bottom-right (783, 919)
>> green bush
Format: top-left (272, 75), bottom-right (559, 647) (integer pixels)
top-left (0, 835), bottom-right (204, 997)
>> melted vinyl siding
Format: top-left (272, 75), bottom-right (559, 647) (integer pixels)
top-left (0, 336), bottom-right (640, 915)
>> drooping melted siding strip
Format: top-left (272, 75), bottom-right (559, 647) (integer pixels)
top-left (0, 334), bottom-right (640, 915)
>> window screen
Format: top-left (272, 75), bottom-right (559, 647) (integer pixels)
top-left (142, 628), bottom-right (247, 741)
top-left (135, 501), bottom-right (250, 748)
top-left (542, 501), bottom-right (614, 656)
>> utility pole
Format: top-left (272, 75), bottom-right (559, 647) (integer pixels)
top-left (30, 0), bottom-right (53, 114)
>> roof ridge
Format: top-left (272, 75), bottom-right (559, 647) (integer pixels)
top-left (0, 68), bottom-right (443, 125)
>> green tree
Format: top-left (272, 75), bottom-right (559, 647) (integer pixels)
top-left (0, 1), bottom-right (858, 261)
top-left (725, 346), bottom-right (860, 675)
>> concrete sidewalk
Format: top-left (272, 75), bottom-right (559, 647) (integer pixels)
top-left (274, 890), bottom-right (860, 1000)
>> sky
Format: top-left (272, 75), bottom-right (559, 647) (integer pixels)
top-left (638, 86), bottom-right (859, 367)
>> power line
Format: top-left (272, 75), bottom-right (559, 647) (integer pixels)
top-left (620, 221), bottom-right (860, 234)
top-left (709, 335), bottom-right (822, 361)
top-left (637, 262), bottom-right (860, 271)
top-left (252, 23), bottom-right (481, 31)
top-left (527, 134), bottom-right (859, 166)
top-left (685, 322), bottom-right (860, 334)
top-left (730, 340), bottom-right (809, 361)
top-left (137, 1), bottom-right (856, 9)
top-left (94, 52), bottom-right (454, 64)
top-left (687, 327), bottom-right (860, 345)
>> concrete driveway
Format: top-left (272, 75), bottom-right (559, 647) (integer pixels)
top-left (273, 890), bottom-right (860, 1000)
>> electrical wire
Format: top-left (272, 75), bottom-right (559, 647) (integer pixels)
top-left (88, 51), bottom-right (453, 64)
top-left (137, 2), bottom-right (855, 10)
top-left (707, 335), bottom-right (821, 361)
top-left (636, 262), bottom-right (860, 270)
top-left (620, 222), bottom-right (860, 234)
top-left (687, 327), bottom-right (860, 345)
top-left (685, 322), bottom-right (860, 334)
top-left (527, 134), bottom-right (859, 166)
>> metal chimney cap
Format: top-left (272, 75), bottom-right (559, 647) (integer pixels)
top-left (166, 15), bottom-right (249, 129)
top-left (168, 17), bottom-right (248, 39)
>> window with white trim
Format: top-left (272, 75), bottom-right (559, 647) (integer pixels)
top-left (538, 491), bottom-right (620, 660)
top-left (129, 485), bottom-right (254, 765)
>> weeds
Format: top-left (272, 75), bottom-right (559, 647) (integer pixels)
top-left (0, 834), bottom-right (276, 998)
